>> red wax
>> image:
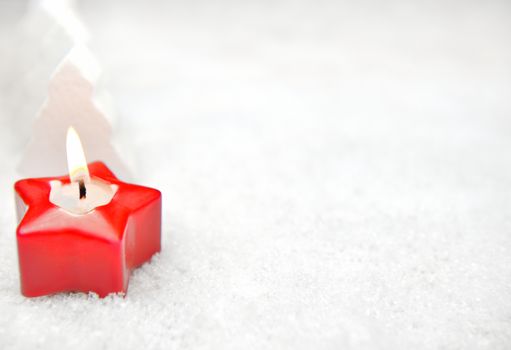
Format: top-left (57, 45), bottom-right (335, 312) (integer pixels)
top-left (14, 162), bottom-right (161, 297)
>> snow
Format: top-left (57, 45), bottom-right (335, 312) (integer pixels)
top-left (1, 0), bottom-right (511, 349)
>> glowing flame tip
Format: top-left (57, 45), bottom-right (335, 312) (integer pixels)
top-left (66, 126), bottom-right (90, 183)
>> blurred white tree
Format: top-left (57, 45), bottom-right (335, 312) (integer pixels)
top-left (18, 45), bottom-right (129, 180)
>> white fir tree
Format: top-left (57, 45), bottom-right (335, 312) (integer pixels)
top-left (18, 45), bottom-right (130, 180)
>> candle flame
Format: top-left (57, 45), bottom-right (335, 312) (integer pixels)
top-left (66, 127), bottom-right (90, 183)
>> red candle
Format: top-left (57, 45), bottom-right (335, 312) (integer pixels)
top-left (14, 128), bottom-right (161, 297)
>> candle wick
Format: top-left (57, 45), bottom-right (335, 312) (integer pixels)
top-left (79, 179), bottom-right (87, 199)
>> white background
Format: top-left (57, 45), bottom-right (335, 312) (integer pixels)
top-left (0, 0), bottom-right (510, 349)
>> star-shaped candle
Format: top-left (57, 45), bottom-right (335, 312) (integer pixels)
top-left (14, 127), bottom-right (161, 297)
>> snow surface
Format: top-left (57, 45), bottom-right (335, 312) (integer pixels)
top-left (1, 0), bottom-right (511, 349)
